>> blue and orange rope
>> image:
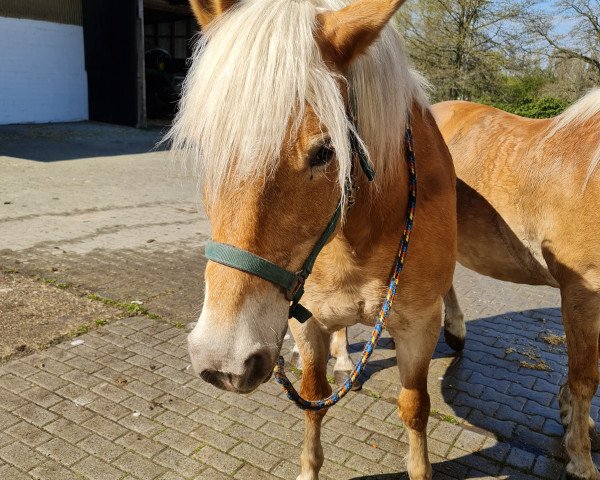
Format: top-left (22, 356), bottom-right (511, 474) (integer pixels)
top-left (273, 122), bottom-right (418, 411)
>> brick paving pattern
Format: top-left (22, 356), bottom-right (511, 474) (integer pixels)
top-left (0, 263), bottom-right (591, 479)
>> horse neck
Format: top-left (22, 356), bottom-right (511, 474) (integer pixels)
top-left (341, 105), bottom-right (421, 255)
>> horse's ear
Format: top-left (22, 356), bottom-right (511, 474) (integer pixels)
top-left (317, 0), bottom-right (407, 68)
top-left (189, 0), bottom-right (238, 28)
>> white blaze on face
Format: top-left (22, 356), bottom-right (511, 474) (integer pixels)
top-left (187, 283), bottom-right (289, 388)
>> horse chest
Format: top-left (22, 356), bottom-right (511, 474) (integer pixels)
top-left (305, 278), bottom-right (389, 332)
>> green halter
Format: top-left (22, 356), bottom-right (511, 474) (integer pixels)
top-left (204, 128), bottom-right (375, 323)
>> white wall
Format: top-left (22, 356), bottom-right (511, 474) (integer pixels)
top-left (0, 17), bottom-right (88, 125)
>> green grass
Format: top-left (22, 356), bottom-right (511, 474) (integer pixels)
top-left (72, 324), bottom-right (89, 337)
top-left (192, 444), bottom-right (206, 454)
top-left (365, 391), bottom-right (381, 399)
top-left (86, 294), bottom-right (161, 319)
top-left (431, 409), bottom-right (460, 425)
top-left (439, 414), bottom-right (459, 425)
top-left (40, 277), bottom-right (69, 289)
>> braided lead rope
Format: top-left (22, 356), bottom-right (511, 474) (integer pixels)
top-left (273, 123), bottom-right (418, 411)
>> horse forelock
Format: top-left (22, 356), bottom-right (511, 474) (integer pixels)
top-left (165, 0), bottom-right (427, 203)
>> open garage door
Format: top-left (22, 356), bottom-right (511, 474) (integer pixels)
top-left (82, 0), bottom-right (144, 127)
top-left (82, 0), bottom-right (196, 128)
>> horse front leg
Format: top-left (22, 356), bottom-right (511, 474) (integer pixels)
top-left (443, 284), bottom-right (466, 351)
top-left (330, 327), bottom-right (362, 390)
top-left (558, 282), bottom-right (600, 479)
top-left (288, 318), bottom-right (332, 480)
top-left (389, 301), bottom-right (441, 480)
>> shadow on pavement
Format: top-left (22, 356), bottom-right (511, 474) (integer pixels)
top-left (348, 306), bottom-right (600, 478)
top-left (0, 122), bottom-right (166, 162)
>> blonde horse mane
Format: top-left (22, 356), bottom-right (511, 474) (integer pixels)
top-left (547, 89), bottom-right (600, 189)
top-left (165, 0), bottom-right (427, 203)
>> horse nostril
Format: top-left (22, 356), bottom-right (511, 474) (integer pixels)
top-left (243, 350), bottom-right (272, 385)
top-left (200, 369), bottom-right (224, 388)
top-left (198, 351), bottom-right (274, 393)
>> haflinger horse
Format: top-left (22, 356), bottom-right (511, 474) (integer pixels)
top-left (432, 90), bottom-right (600, 479)
top-left (171, 0), bottom-right (457, 478)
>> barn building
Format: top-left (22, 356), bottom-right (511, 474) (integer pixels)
top-left (0, 0), bottom-right (198, 127)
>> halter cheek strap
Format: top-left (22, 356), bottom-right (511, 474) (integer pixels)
top-left (204, 203), bottom-right (342, 323)
top-left (203, 129), bottom-right (374, 323)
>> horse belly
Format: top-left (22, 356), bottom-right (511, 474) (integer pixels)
top-left (456, 179), bottom-right (557, 287)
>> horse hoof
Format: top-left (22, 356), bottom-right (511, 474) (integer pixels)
top-left (334, 371), bottom-right (363, 391)
top-left (565, 461), bottom-right (600, 480)
top-left (444, 329), bottom-right (465, 352)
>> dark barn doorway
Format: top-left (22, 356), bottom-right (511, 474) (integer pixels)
top-left (82, 0), bottom-right (142, 127)
top-left (144, 2), bottom-right (198, 121)
top-left (82, 0), bottom-right (197, 128)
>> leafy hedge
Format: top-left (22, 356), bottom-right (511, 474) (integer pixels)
top-left (482, 97), bottom-right (569, 119)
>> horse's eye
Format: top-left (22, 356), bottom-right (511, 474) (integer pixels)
top-left (310, 144), bottom-right (334, 168)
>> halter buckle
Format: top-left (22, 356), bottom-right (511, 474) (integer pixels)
top-left (286, 272), bottom-right (306, 302)
top-left (348, 184), bottom-right (357, 210)
top-left (345, 176), bottom-right (357, 211)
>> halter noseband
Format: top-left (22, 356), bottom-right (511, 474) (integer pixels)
top-left (203, 126), bottom-right (375, 323)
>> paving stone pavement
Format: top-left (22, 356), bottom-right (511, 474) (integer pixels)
top-left (1, 122), bottom-right (596, 479)
top-left (0, 309), bottom-right (577, 480)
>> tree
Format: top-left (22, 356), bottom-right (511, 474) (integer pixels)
top-left (527, 0), bottom-right (600, 82)
top-left (395, 0), bottom-right (597, 115)
top-left (397, 0), bottom-right (530, 101)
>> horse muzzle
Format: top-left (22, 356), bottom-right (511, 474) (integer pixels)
top-left (197, 348), bottom-right (274, 393)
top-left (187, 292), bottom-right (288, 393)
